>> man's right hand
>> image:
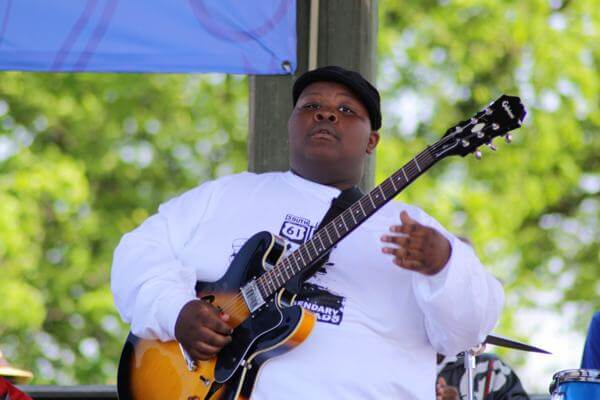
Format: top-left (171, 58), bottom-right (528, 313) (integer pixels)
top-left (174, 299), bottom-right (233, 361)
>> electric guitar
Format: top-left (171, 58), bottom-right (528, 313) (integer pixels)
top-left (116, 95), bottom-right (526, 400)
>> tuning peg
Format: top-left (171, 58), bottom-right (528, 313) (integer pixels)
top-left (505, 134), bottom-right (513, 144)
top-left (474, 150), bottom-right (482, 160)
top-left (486, 142), bottom-right (497, 151)
top-left (461, 139), bottom-right (470, 147)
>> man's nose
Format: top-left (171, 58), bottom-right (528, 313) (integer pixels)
top-left (314, 109), bottom-right (338, 123)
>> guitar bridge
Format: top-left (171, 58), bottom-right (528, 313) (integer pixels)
top-left (240, 280), bottom-right (265, 312)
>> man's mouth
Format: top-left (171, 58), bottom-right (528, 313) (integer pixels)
top-left (310, 127), bottom-right (337, 140)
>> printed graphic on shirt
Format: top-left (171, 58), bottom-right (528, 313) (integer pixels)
top-left (295, 281), bottom-right (345, 325)
top-left (279, 214), bottom-right (315, 244)
top-left (226, 214), bottom-right (346, 326)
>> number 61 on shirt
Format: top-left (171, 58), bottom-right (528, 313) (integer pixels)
top-left (116, 95), bottom-right (526, 400)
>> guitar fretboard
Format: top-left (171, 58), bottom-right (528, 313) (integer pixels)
top-left (247, 93), bottom-right (526, 301)
top-left (255, 147), bottom-right (436, 299)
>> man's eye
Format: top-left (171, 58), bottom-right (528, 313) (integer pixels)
top-left (303, 103), bottom-right (320, 110)
top-left (339, 105), bottom-right (355, 114)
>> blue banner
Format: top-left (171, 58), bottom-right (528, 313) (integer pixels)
top-left (0, 0), bottom-right (296, 74)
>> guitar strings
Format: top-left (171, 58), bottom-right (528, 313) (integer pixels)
top-left (218, 117), bottom-right (491, 319)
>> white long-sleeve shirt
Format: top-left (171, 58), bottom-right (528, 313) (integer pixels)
top-left (111, 171), bottom-right (504, 399)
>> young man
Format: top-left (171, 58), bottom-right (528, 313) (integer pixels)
top-left (111, 66), bottom-right (504, 399)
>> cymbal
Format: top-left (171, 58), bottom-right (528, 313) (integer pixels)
top-left (0, 349), bottom-right (33, 384)
top-left (485, 333), bottom-right (551, 354)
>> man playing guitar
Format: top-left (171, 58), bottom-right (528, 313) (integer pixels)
top-left (112, 66), bottom-right (504, 399)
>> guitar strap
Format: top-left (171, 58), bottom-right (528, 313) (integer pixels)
top-left (299, 185), bottom-right (364, 282)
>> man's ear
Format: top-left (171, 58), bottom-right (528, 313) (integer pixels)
top-left (366, 131), bottom-right (380, 154)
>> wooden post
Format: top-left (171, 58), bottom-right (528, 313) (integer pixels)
top-left (248, 0), bottom-right (378, 191)
top-left (315, 0), bottom-right (378, 191)
top-left (247, 1), bottom-right (310, 174)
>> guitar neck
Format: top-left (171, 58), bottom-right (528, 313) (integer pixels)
top-left (252, 93), bottom-right (527, 302)
top-left (256, 146), bottom-right (437, 299)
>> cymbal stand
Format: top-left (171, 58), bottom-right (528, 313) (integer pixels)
top-left (464, 343), bottom-right (485, 400)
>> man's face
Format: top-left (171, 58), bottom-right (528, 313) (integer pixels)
top-left (288, 81), bottom-right (379, 182)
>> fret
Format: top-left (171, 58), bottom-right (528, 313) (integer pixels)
top-left (371, 186), bottom-right (385, 205)
top-left (336, 218), bottom-right (346, 235)
top-left (332, 220), bottom-right (341, 237)
top-left (291, 254), bottom-right (302, 274)
top-left (281, 262), bottom-right (291, 280)
top-left (394, 173), bottom-right (404, 188)
top-left (378, 185), bottom-right (386, 200)
top-left (308, 240), bottom-right (318, 258)
top-left (316, 233), bottom-right (326, 252)
top-left (265, 274), bottom-right (274, 293)
top-left (323, 226), bottom-right (333, 245)
top-left (402, 168), bottom-right (409, 182)
top-left (275, 270), bottom-right (285, 287)
top-left (414, 158), bottom-right (421, 172)
top-left (341, 214), bottom-right (349, 230)
top-left (350, 202), bottom-right (365, 224)
top-left (390, 176), bottom-right (398, 191)
top-left (297, 248), bottom-right (307, 266)
top-left (383, 180), bottom-right (396, 199)
top-left (368, 193), bottom-right (376, 208)
top-left (300, 246), bottom-right (312, 266)
top-left (334, 219), bottom-right (345, 238)
top-left (349, 208), bottom-right (357, 224)
top-left (358, 199), bottom-right (366, 215)
top-left (360, 196), bottom-right (374, 214)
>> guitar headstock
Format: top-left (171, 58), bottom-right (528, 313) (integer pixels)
top-left (432, 95), bottom-right (526, 160)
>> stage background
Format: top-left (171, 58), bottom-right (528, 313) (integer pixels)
top-left (0, 0), bottom-right (598, 394)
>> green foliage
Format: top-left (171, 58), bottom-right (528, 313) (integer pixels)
top-left (378, 0), bottom-right (600, 388)
top-left (0, 73), bottom-right (248, 384)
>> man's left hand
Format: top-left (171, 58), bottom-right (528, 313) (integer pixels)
top-left (381, 211), bottom-right (451, 275)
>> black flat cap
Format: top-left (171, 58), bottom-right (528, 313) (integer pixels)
top-left (292, 65), bottom-right (382, 130)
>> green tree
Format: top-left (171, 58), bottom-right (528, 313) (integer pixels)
top-left (0, 73), bottom-right (248, 384)
top-left (0, 0), bottom-right (598, 393)
top-left (378, 0), bottom-right (600, 390)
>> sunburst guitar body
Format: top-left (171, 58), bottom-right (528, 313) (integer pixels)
top-left (117, 232), bottom-right (316, 400)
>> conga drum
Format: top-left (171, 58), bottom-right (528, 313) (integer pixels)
top-left (550, 369), bottom-right (600, 399)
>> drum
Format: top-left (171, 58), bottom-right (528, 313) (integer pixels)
top-left (550, 369), bottom-right (600, 399)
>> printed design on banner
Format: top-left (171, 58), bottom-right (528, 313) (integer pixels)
top-left (279, 214), bottom-right (315, 244)
top-left (295, 282), bottom-right (345, 325)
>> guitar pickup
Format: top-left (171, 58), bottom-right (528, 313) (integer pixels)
top-left (240, 280), bottom-right (265, 312)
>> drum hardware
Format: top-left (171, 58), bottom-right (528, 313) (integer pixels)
top-left (464, 343), bottom-right (487, 400)
top-left (549, 369), bottom-right (600, 399)
top-left (458, 333), bottom-right (551, 400)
